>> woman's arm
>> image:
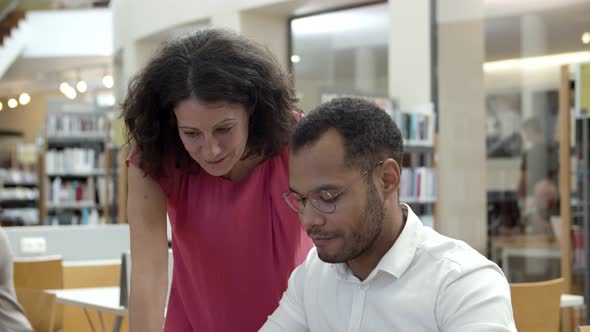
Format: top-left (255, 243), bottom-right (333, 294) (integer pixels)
top-left (127, 164), bottom-right (169, 332)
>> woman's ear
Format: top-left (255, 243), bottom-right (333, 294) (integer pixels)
top-left (379, 158), bottom-right (400, 194)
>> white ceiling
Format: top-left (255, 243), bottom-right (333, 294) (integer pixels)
top-left (0, 56), bottom-right (112, 96)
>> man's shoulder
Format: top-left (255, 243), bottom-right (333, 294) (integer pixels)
top-left (417, 227), bottom-right (500, 276)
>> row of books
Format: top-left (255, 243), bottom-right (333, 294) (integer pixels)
top-left (400, 167), bottom-right (436, 202)
top-left (391, 108), bottom-right (435, 146)
top-left (47, 176), bottom-right (114, 206)
top-left (46, 113), bottom-right (106, 136)
top-left (47, 208), bottom-right (101, 226)
top-left (319, 93), bottom-right (435, 146)
top-left (573, 229), bottom-right (586, 271)
top-left (45, 149), bottom-right (105, 174)
top-left (1, 208), bottom-right (39, 225)
top-left (0, 169), bottom-right (38, 185)
top-left (0, 188), bottom-right (39, 201)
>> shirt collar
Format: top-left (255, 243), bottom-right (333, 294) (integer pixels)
top-left (375, 204), bottom-right (422, 279)
top-left (331, 204), bottom-right (423, 281)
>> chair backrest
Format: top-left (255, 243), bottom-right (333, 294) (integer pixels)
top-left (510, 278), bottom-right (563, 332)
top-left (13, 255), bottom-right (64, 290)
top-left (15, 288), bottom-right (56, 332)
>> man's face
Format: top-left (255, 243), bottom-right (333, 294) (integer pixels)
top-left (288, 129), bottom-right (385, 263)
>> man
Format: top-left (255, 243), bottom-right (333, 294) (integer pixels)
top-left (261, 98), bottom-right (516, 331)
top-left (0, 227), bottom-right (33, 332)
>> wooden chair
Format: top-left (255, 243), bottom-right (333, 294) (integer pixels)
top-left (13, 255), bottom-right (64, 289)
top-left (13, 256), bottom-right (64, 331)
top-left (510, 278), bottom-right (563, 332)
top-left (579, 326), bottom-right (590, 332)
top-left (15, 288), bottom-right (56, 332)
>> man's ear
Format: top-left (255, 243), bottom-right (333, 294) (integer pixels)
top-left (378, 158), bottom-right (400, 194)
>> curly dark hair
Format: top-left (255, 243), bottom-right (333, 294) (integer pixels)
top-left (122, 28), bottom-right (299, 177)
top-left (291, 97), bottom-right (403, 173)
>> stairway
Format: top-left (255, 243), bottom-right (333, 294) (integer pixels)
top-left (0, 8), bottom-right (30, 79)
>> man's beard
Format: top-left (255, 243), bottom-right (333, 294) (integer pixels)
top-left (318, 181), bottom-right (385, 263)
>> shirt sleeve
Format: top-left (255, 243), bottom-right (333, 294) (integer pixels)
top-left (126, 145), bottom-right (177, 198)
top-left (259, 251), bottom-right (312, 332)
top-left (436, 265), bottom-right (517, 332)
top-left (0, 229), bottom-right (35, 332)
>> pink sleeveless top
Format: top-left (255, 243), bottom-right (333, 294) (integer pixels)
top-left (128, 147), bottom-right (312, 331)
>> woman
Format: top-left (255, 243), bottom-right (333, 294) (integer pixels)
top-left (122, 28), bottom-right (312, 331)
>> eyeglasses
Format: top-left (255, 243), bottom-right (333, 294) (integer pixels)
top-left (282, 161), bottom-right (384, 214)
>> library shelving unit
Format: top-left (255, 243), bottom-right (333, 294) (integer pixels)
top-left (320, 92), bottom-right (438, 229)
top-left (558, 62), bottom-right (590, 328)
top-left (394, 104), bottom-right (437, 229)
top-left (39, 109), bottom-right (118, 225)
top-left (0, 168), bottom-right (39, 226)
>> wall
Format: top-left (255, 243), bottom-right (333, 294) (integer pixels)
top-left (23, 9), bottom-right (113, 57)
top-left (437, 0), bottom-right (487, 252)
top-left (0, 92), bottom-right (50, 144)
top-left (4, 224), bottom-right (130, 260)
top-left (388, 0), bottom-right (431, 109)
top-left (112, 0), bottom-right (290, 52)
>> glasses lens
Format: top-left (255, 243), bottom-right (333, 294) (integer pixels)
top-left (309, 190), bottom-right (336, 214)
top-left (283, 192), bottom-right (303, 213)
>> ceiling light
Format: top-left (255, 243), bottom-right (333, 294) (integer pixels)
top-left (0, 101), bottom-right (3, 111)
top-left (76, 80), bottom-right (88, 93)
top-left (102, 75), bottom-right (114, 88)
top-left (8, 98), bottom-right (18, 109)
top-left (65, 88), bottom-right (77, 100)
top-left (291, 55), bottom-right (301, 63)
top-left (59, 82), bottom-right (71, 94)
top-left (484, 51), bottom-right (590, 72)
top-left (19, 93), bottom-right (31, 105)
top-left (583, 32), bottom-right (590, 45)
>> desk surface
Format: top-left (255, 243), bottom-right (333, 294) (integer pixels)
top-left (46, 287), bottom-right (127, 316)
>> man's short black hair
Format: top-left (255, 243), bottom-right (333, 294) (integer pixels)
top-left (292, 97), bottom-right (404, 172)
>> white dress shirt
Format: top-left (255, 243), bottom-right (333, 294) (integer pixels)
top-left (261, 205), bottom-right (516, 332)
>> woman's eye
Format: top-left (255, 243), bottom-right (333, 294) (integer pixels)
top-left (216, 127), bottom-right (232, 134)
top-left (183, 131), bottom-right (200, 138)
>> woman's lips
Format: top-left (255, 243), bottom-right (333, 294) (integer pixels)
top-left (206, 155), bottom-right (228, 165)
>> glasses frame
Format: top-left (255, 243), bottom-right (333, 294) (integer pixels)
top-left (282, 160), bottom-right (384, 214)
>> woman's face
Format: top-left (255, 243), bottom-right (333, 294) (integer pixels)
top-left (174, 96), bottom-right (250, 177)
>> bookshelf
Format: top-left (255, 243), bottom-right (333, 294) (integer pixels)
top-left (0, 169), bottom-right (40, 226)
top-left (574, 62), bottom-right (590, 325)
top-left (320, 92), bottom-right (438, 229)
top-left (395, 104), bottom-right (437, 229)
top-left (40, 109), bottom-right (118, 225)
top-left (558, 62), bottom-right (590, 327)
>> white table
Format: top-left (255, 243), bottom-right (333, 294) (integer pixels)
top-left (561, 294), bottom-right (584, 308)
top-left (46, 287), bottom-right (126, 332)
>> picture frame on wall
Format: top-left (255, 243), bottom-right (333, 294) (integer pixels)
top-left (486, 92), bottom-right (523, 158)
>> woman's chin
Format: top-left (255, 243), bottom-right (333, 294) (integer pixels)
top-left (206, 168), bottom-right (230, 177)
top-left (198, 158), bottom-right (235, 177)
